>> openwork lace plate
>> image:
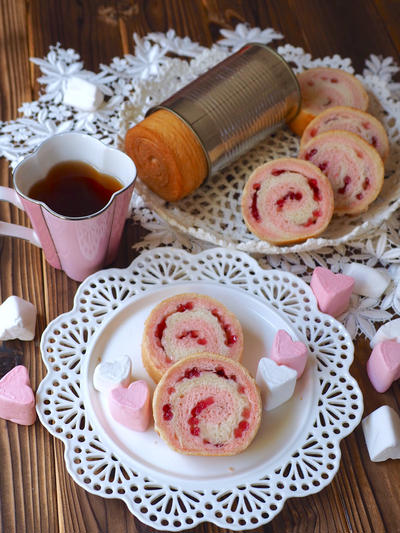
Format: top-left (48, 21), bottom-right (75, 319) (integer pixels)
top-left (119, 45), bottom-right (400, 254)
top-left (36, 247), bottom-right (363, 530)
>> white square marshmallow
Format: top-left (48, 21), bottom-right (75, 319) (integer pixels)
top-left (0, 296), bottom-right (37, 341)
top-left (63, 76), bottom-right (104, 112)
top-left (362, 405), bottom-right (400, 462)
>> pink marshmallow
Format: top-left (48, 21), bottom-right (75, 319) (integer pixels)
top-left (109, 380), bottom-right (151, 431)
top-left (310, 266), bottom-right (354, 317)
top-left (0, 365), bottom-right (36, 425)
top-left (270, 330), bottom-right (308, 378)
top-left (367, 340), bottom-right (400, 393)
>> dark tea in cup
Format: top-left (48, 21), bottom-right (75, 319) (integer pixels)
top-left (28, 160), bottom-right (123, 217)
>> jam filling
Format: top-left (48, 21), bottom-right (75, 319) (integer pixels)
top-left (303, 209), bottom-right (321, 227)
top-left (155, 301), bottom-right (194, 347)
top-left (338, 175), bottom-right (351, 194)
top-left (178, 329), bottom-right (207, 345)
top-left (234, 420), bottom-right (250, 439)
top-left (356, 193), bottom-right (364, 200)
top-left (363, 177), bottom-right (370, 190)
top-left (371, 136), bottom-right (377, 147)
top-left (307, 178), bottom-right (322, 201)
top-left (188, 396), bottom-right (215, 436)
top-left (251, 183), bottom-right (261, 222)
top-left (211, 309), bottom-right (238, 346)
top-left (162, 403), bottom-right (173, 421)
top-left (276, 191), bottom-right (302, 210)
top-left (165, 369), bottom-right (251, 443)
top-left (305, 148), bottom-right (318, 161)
top-left (271, 169), bottom-right (285, 176)
top-left (318, 161), bottom-right (328, 172)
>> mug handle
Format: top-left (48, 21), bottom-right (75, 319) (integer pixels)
top-left (0, 186), bottom-right (42, 247)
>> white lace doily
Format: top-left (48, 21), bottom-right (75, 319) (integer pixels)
top-left (36, 247), bottom-right (363, 530)
top-left (1, 23), bottom-right (400, 343)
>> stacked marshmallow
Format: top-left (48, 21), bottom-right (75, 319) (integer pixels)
top-left (0, 296), bottom-right (37, 426)
top-left (93, 355), bottom-right (151, 432)
top-left (256, 330), bottom-right (308, 411)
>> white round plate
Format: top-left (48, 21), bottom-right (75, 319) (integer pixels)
top-left (81, 282), bottom-right (314, 487)
top-left (36, 247), bottom-right (363, 531)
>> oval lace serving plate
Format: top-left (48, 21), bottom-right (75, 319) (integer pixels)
top-left (36, 247), bottom-right (363, 530)
top-left (119, 51), bottom-right (400, 254)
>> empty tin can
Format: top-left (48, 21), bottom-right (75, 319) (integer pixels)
top-left (150, 43), bottom-right (301, 175)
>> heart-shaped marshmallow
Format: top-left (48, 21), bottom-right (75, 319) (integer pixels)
top-left (367, 340), bottom-right (400, 393)
top-left (93, 355), bottom-right (132, 393)
top-left (310, 266), bottom-right (354, 317)
top-left (0, 365), bottom-right (36, 425)
top-left (371, 319), bottom-right (400, 349)
top-left (341, 263), bottom-right (390, 298)
top-left (256, 357), bottom-right (297, 411)
top-left (362, 405), bottom-right (400, 461)
top-left (270, 330), bottom-right (308, 378)
top-left (109, 380), bottom-right (151, 431)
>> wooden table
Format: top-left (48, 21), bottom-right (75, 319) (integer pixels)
top-left (1, 1), bottom-right (399, 532)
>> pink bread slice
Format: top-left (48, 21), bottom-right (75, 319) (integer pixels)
top-left (241, 157), bottom-right (334, 245)
top-left (298, 130), bottom-right (384, 215)
top-left (288, 67), bottom-right (368, 136)
top-left (153, 353), bottom-right (262, 456)
top-left (142, 293), bottom-right (244, 383)
top-left (300, 106), bottom-right (389, 161)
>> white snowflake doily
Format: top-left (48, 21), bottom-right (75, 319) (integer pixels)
top-left (1, 23), bottom-right (400, 343)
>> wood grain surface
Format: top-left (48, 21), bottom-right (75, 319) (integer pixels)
top-left (0, 1), bottom-right (399, 532)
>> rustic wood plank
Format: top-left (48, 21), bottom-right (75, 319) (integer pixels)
top-left (1, 1), bottom-right (400, 532)
top-left (0, 0), bottom-right (60, 532)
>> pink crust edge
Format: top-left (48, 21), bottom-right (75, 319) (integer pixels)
top-left (241, 157), bottom-right (334, 245)
top-left (153, 353), bottom-right (262, 456)
top-left (298, 130), bottom-right (384, 215)
top-left (297, 67), bottom-right (369, 112)
top-left (142, 293), bottom-right (244, 381)
top-left (300, 105), bottom-right (389, 161)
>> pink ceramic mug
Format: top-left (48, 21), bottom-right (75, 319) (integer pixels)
top-left (0, 132), bottom-right (136, 281)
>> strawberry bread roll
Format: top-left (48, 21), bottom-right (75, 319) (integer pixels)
top-left (153, 354), bottom-right (262, 456)
top-left (301, 106), bottom-right (389, 161)
top-left (289, 67), bottom-right (369, 136)
top-left (241, 158), bottom-right (334, 245)
top-left (142, 293), bottom-right (243, 382)
top-left (299, 130), bottom-right (384, 215)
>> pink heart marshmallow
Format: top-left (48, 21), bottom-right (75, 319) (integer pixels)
top-left (270, 330), bottom-right (308, 378)
top-left (310, 266), bottom-right (354, 317)
top-left (109, 380), bottom-right (151, 431)
top-left (367, 340), bottom-right (400, 393)
top-left (0, 365), bottom-right (36, 425)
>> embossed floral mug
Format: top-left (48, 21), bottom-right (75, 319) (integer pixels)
top-left (0, 132), bottom-right (136, 281)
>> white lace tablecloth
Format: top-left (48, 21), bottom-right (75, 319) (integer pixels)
top-left (1, 24), bottom-right (400, 343)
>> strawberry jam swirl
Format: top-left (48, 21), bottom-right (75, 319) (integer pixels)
top-left (155, 301), bottom-right (238, 363)
top-left (300, 132), bottom-right (383, 215)
top-left (162, 368), bottom-right (251, 446)
top-left (250, 170), bottom-right (323, 228)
